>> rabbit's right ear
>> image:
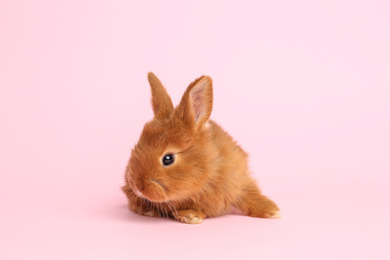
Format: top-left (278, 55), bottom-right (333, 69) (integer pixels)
top-left (147, 72), bottom-right (174, 119)
top-left (176, 75), bottom-right (213, 131)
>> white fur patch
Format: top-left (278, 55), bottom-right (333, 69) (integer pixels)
top-left (134, 189), bottom-right (144, 198)
top-left (143, 211), bottom-right (154, 217)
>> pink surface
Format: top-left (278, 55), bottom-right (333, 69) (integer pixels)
top-left (1, 0), bottom-right (390, 259)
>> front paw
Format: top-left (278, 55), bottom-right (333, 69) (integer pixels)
top-left (142, 210), bottom-right (159, 217)
top-left (173, 209), bottom-right (206, 224)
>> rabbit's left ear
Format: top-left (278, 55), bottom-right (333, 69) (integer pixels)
top-left (177, 75), bottom-right (213, 131)
top-left (147, 72), bottom-right (174, 119)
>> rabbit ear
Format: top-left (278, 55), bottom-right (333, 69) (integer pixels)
top-left (147, 72), bottom-right (174, 119)
top-left (177, 75), bottom-right (213, 130)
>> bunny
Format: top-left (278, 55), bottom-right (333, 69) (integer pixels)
top-left (122, 72), bottom-right (280, 224)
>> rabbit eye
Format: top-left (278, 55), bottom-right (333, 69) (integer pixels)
top-left (162, 154), bottom-right (175, 166)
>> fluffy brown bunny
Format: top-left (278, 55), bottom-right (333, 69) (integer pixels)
top-left (122, 72), bottom-right (280, 224)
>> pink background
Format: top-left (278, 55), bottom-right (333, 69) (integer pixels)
top-left (1, 0), bottom-right (389, 259)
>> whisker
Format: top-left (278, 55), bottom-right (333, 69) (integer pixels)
top-left (162, 204), bottom-right (169, 220)
top-left (165, 202), bottom-right (173, 218)
top-left (165, 204), bottom-right (170, 220)
top-left (161, 204), bottom-right (167, 219)
top-left (168, 201), bottom-right (179, 219)
top-left (158, 204), bottom-right (164, 219)
top-left (157, 205), bottom-right (162, 218)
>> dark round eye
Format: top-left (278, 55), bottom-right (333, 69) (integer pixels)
top-left (162, 154), bottom-right (175, 166)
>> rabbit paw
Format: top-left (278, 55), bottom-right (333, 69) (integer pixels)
top-left (173, 209), bottom-right (206, 224)
top-left (143, 211), bottom-right (158, 217)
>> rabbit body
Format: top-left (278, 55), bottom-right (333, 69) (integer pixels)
top-left (122, 73), bottom-right (279, 224)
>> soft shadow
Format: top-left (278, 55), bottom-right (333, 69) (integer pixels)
top-left (104, 202), bottom-right (245, 224)
top-left (106, 203), bottom-right (174, 224)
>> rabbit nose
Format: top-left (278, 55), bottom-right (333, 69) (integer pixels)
top-left (150, 178), bottom-right (165, 190)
